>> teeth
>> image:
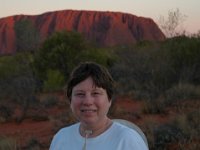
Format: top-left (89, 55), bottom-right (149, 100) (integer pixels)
top-left (81, 110), bottom-right (95, 112)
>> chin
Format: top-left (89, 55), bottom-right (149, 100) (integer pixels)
top-left (81, 118), bottom-right (97, 125)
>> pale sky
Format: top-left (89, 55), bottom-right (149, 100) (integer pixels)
top-left (0, 0), bottom-right (199, 34)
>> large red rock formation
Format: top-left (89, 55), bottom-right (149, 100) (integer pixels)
top-left (0, 10), bottom-right (165, 55)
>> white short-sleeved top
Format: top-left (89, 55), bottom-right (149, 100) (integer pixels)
top-left (50, 122), bottom-right (149, 150)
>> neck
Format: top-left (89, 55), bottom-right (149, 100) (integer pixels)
top-left (80, 118), bottom-right (112, 138)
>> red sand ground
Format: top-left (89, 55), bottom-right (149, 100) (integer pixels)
top-left (0, 119), bottom-right (53, 148)
top-left (1, 97), bottom-right (154, 149)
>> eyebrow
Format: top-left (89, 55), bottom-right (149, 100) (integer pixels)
top-left (73, 90), bottom-right (85, 93)
top-left (73, 87), bottom-right (103, 92)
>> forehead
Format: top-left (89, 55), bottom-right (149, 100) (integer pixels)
top-left (73, 77), bottom-right (101, 90)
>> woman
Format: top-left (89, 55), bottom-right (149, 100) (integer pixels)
top-left (50, 62), bottom-right (148, 150)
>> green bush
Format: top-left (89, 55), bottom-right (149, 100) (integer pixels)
top-left (153, 124), bottom-right (184, 150)
top-left (41, 95), bottom-right (58, 108)
top-left (111, 35), bottom-right (200, 102)
top-left (0, 54), bottom-right (36, 102)
top-left (163, 36), bottom-right (200, 84)
top-left (174, 110), bottom-right (200, 139)
top-left (0, 105), bottom-right (13, 123)
top-left (150, 110), bottom-right (200, 150)
top-left (33, 30), bottom-right (115, 91)
top-left (142, 98), bottom-right (167, 114)
top-left (110, 44), bottom-right (171, 99)
top-left (43, 69), bottom-right (65, 92)
top-left (24, 137), bottom-right (41, 150)
top-left (164, 83), bottom-right (200, 107)
top-left (33, 30), bottom-right (88, 81)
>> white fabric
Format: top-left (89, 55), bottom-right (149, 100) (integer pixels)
top-left (113, 119), bottom-right (148, 147)
top-left (50, 122), bottom-right (149, 150)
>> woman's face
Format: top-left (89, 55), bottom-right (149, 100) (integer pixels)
top-left (70, 77), bottom-right (111, 127)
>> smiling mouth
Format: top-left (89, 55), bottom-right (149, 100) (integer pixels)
top-left (81, 109), bottom-right (96, 112)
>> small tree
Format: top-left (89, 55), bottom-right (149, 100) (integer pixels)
top-left (159, 8), bottom-right (187, 37)
top-left (43, 69), bottom-right (65, 92)
top-left (33, 30), bottom-right (87, 81)
top-left (0, 54), bottom-right (37, 122)
top-left (33, 30), bottom-right (114, 91)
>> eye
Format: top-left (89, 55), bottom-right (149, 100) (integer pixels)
top-left (74, 92), bottom-right (85, 97)
top-left (93, 92), bottom-right (99, 95)
top-left (92, 91), bottom-right (102, 96)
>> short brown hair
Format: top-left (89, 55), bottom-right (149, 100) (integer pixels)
top-left (66, 62), bottom-right (114, 101)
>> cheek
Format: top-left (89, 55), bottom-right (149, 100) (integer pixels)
top-left (100, 99), bottom-right (112, 111)
top-left (107, 101), bottom-right (112, 111)
top-left (108, 101), bottom-right (112, 108)
top-left (70, 100), bottom-right (79, 112)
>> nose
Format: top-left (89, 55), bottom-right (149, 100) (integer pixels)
top-left (82, 94), bottom-right (93, 106)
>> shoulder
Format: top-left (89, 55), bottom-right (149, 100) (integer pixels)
top-left (50, 123), bottom-right (79, 149)
top-left (112, 122), bottom-right (138, 135)
top-left (111, 122), bottom-right (149, 150)
top-left (54, 123), bottom-right (79, 138)
top-left (49, 123), bottom-right (80, 149)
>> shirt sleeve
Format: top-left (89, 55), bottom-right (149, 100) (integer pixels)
top-left (119, 128), bottom-right (149, 150)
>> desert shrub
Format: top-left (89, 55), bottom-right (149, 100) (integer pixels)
top-left (49, 110), bottom-right (76, 133)
top-left (143, 112), bottom-right (200, 150)
top-left (164, 83), bottom-right (200, 107)
top-left (0, 53), bottom-right (38, 122)
top-left (24, 137), bottom-right (41, 150)
top-left (0, 105), bottom-right (13, 123)
top-left (153, 123), bottom-right (185, 150)
top-left (110, 35), bottom-right (200, 101)
top-left (0, 136), bottom-right (17, 150)
top-left (110, 46), bottom-right (155, 98)
top-left (43, 69), bottom-right (65, 92)
top-left (0, 53), bottom-right (36, 102)
top-left (187, 110), bottom-right (200, 137)
top-left (142, 97), bottom-right (167, 114)
top-left (33, 30), bottom-right (87, 81)
top-left (142, 119), bottom-right (159, 150)
top-left (41, 95), bottom-right (58, 108)
top-left (168, 111), bottom-right (200, 150)
top-left (178, 138), bottom-right (200, 150)
top-left (173, 110), bottom-right (200, 139)
top-left (25, 104), bottom-right (49, 121)
top-left (151, 110), bottom-right (200, 150)
top-left (33, 30), bottom-right (115, 91)
top-left (109, 105), bottom-right (125, 117)
top-left (110, 44), bottom-right (173, 100)
top-left (163, 36), bottom-right (200, 85)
